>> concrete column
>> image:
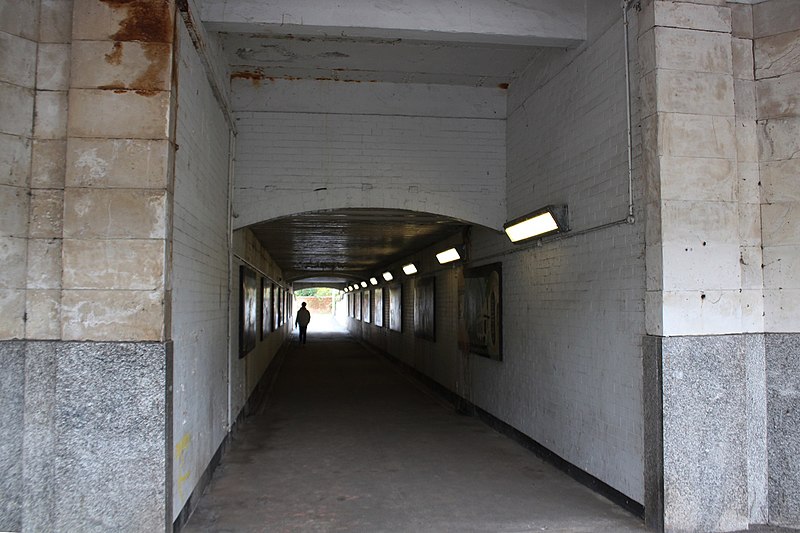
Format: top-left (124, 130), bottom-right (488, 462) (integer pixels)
top-left (16, 1), bottom-right (177, 531)
top-left (63, 0), bottom-right (175, 341)
top-left (0, 2), bottom-right (38, 530)
top-left (753, 0), bottom-right (800, 526)
top-left (640, 1), bottom-right (757, 531)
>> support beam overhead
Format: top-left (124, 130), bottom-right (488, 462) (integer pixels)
top-left (198, 0), bottom-right (587, 47)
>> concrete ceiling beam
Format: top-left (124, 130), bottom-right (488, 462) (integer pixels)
top-left (198, 0), bottom-right (586, 47)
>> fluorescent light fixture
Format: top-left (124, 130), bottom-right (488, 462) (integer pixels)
top-left (382, 271), bottom-right (393, 281)
top-left (402, 263), bottom-right (418, 275)
top-left (369, 277), bottom-right (378, 285)
top-left (360, 281), bottom-right (368, 288)
top-left (504, 205), bottom-right (569, 243)
top-left (436, 247), bottom-right (462, 264)
top-left (344, 287), bottom-right (349, 292)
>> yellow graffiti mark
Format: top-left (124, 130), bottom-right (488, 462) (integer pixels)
top-left (175, 433), bottom-right (192, 499)
top-left (177, 470), bottom-right (192, 499)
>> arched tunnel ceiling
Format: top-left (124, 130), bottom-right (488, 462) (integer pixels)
top-left (248, 209), bottom-right (470, 286)
top-left (202, 1), bottom-right (588, 287)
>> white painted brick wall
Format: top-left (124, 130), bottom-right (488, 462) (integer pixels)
top-left (472, 14), bottom-right (646, 502)
top-left (232, 80), bottom-right (506, 230)
top-left (171, 21), bottom-right (232, 520)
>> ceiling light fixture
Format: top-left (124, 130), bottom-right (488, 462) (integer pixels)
top-left (382, 271), bottom-right (393, 281)
top-left (504, 205), bottom-right (569, 243)
top-left (403, 263), bottom-right (418, 275)
top-left (369, 277), bottom-right (378, 285)
top-left (360, 281), bottom-right (368, 288)
top-left (436, 247), bottom-right (462, 264)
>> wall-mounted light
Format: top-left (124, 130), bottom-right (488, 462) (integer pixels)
top-left (382, 271), bottom-right (393, 281)
top-left (436, 247), bottom-right (463, 264)
top-left (504, 205), bottom-right (569, 243)
top-left (369, 277), bottom-right (378, 285)
top-left (360, 281), bottom-right (368, 288)
top-left (402, 263), bottom-right (418, 275)
top-left (344, 287), bottom-right (349, 292)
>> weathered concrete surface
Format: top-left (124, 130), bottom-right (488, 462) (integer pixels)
top-left (184, 330), bottom-right (647, 532)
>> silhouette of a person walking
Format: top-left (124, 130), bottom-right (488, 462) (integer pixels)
top-left (295, 302), bottom-right (311, 345)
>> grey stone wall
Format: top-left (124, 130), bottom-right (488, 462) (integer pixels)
top-left (0, 340), bottom-right (171, 532)
top-left (765, 334), bottom-right (800, 527)
top-left (0, 341), bottom-right (25, 531)
top-left (644, 334), bottom-right (769, 532)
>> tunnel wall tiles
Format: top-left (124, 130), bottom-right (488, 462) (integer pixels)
top-left (170, 18), bottom-right (232, 521)
top-left (498, 6), bottom-right (645, 503)
top-left (231, 81), bottom-right (507, 231)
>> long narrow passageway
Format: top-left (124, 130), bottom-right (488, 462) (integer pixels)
top-left (184, 330), bottom-right (647, 532)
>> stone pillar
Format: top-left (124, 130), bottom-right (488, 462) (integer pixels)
top-left (17, 1), bottom-right (177, 531)
top-left (0, 2), bottom-right (38, 530)
top-left (753, 0), bottom-right (800, 527)
top-left (640, 1), bottom-right (759, 531)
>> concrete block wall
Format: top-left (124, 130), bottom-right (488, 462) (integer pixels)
top-left (755, 0), bottom-right (800, 333)
top-left (0, 0), bottom-right (39, 340)
top-left (231, 79), bottom-right (507, 230)
top-left (170, 19), bottom-right (232, 521)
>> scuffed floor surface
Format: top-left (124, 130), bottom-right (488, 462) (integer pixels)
top-left (183, 329), bottom-right (648, 533)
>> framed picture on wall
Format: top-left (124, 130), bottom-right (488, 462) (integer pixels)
top-left (389, 284), bottom-right (402, 332)
top-left (239, 265), bottom-right (257, 358)
top-left (272, 283), bottom-right (280, 331)
top-left (414, 276), bottom-right (435, 341)
top-left (374, 287), bottom-right (384, 327)
top-left (363, 290), bottom-right (371, 324)
top-left (278, 288), bottom-right (285, 326)
top-left (261, 277), bottom-right (273, 340)
top-left (355, 291), bottom-right (362, 320)
top-left (462, 262), bottom-right (502, 360)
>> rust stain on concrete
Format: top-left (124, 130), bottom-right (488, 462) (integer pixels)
top-left (100, 0), bottom-right (174, 43)
top-left (137, 42), bottom-right (171, 90)
top-left (497, 83), bottom-right (509, 90)
top-left (105, 42), bottom-right (124, 65)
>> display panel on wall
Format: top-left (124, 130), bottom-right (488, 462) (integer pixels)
top-left (272, 283), bottom-right (280, 330)
top-left (363, 290), bottom-right (371, 324)
top-left (414, 276), bottom-right (435, 341)
top-left (389, 284), bottom-right (402, 332)
top-left (355, 291), bottom-right (362, 320)
top-left (374, 287), bottom-right (384, 328)
top-left (261, 277), bottom-right (273, 340)
top-left (463, 262), bottom-right (502, 360)
top-left (279, 288), bottom-right (285, 326)
top-left (239, 265), bottom-right (257, 358)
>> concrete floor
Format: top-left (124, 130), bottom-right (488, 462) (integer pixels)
top-left (184, 320), bottom-right (651, 532)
